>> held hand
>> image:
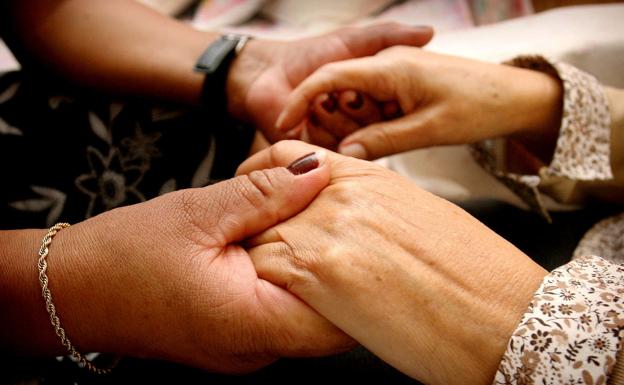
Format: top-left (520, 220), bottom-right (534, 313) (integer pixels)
top-left (52, 157), bottom-right (351, 373)
top-left (276, 48), bottom-right (562, 160)
top-left (302, 91), bottom-right (392, 150)
top-left (238, 141), bottom-right (548, 385)
top-left (227, 24), bottom-right (433, 143)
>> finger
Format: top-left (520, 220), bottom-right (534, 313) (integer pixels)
top-left (248, 242), bottom-right (295, 289)
top-left (275, 68), bottom-right (357, 133)
top-left (337, 91), bottom-right (382, 126)
top-left (257, 277), bottom-right (354, 357)
top-left (250, 243), bottom-right (356, 357)
top-left (382, 101), bottom-right (403, 120)
top-left (236, 140), bottom-right (330, 176)
top-left (275, 59), bottom-right (386, 133)
top-left (338, 111), bottom-right (437, 160)
top-left (311, 93), bottom-right (360, 139)
top-left (330, 23), bottom-right (433, 58)
top-left (201, 150), bottom-right (329, 243)
top-left (275, 24), bottom-right (433, 133)
top-left (307, 115), bottom-right (340, 150)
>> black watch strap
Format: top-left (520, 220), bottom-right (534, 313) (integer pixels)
top-left (194, 34), bottom-right (251, 116)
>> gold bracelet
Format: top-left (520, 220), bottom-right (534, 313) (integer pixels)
top-left (38, 222), bottom-right (115, 374)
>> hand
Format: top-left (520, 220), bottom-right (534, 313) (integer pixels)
top-left (226, 24), bottom-right (433, 144)
top-left (276, 48), bottom-right (562, 160)
top-left (300, 91), bottom-right (392, 150)
top-left (45, 158), bottom-right (351, 372)
top-left (238, 141), bottom-right (548, 385)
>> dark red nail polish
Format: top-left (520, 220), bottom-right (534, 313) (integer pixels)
top-left (308, 112), bottom-right (320, 127)
top-left (382, 101), bottom-right (401, 119)
top-left (287, 152), bottom-right (319, 175)
top-left (321, 95), bottom-right (337, 113)
top-left (347, 92), bottom-right (363, 109)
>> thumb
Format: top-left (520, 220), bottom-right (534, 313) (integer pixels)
top-left (203, 151), bottom-right (329, 244)
top-left (331, 22), bottom-right (433, 58)
top-left (338, 113), bottom-right (435, 160)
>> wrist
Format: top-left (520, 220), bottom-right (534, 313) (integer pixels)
top-left (505, 66), bottom-right (563, 164)
top-left (226, 39), bottom-right (273, 121)
top-left (448, 252), bottom-right (548, 385)
top-left (50, 220), bottom-right (118, 354)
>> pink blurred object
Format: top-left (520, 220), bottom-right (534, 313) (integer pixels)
top-left (469, 0), bottom-right (533, 25)
top-left (0, 40), bottom-right (19, 72)
top-left (192, 0), bottom-right (265, 30)
top-left (260, 0), bottom-right (397, 28)
top-left (369, 0), bottom-right (474, 32)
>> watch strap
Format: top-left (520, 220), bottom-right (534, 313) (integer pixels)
top-left (194, 34), bottom-right (251, 115)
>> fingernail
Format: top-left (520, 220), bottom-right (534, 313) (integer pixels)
top-left (347, 92), bottom-right (363, 109)
top-left (339, 143), bottom-right (367, 159)
top-left (321, 94), bottom-right (336, 113)
top-left (287, 151), bottom-right (325, 175)
top-left (382, 101), bottom-right (400, 119)
top-left (285, 128), bottom-right (301, 138)
top-left (308, 113), bottom-right (320, 127)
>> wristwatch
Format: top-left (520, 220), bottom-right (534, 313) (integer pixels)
top-left (194, 34), bottom-right (251, 116)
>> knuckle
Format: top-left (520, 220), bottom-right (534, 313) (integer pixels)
top-left (327, 182), bottom-right (357, 206)
top-left (369, 125), bottom-right (398, 155)
top-left (237, 172), bottom-right (271, 209)
top-left (379, 20), bottom-right (400, 29)
top-left (236, 168), bottom-right (290, 219)
top-left (269, 140), bottom-right (295, 161)
top-left (317, 62), bottom-right (342, 77)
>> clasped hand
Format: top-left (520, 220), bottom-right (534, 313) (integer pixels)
top-left (239, 141), bottom-right (548, 385)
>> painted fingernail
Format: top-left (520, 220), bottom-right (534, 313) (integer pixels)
top-left (287, 151), bottom-right (325, 175)
top-left (347, 92), bottom-right (363, 110)
top-left (321, 94), bottom-right (337, 113)
top-left (339, 143), bottom-right (367, 159)
top-left (382, 101), bottom-right (400, 119)
top-left (308, 112), bottom-right (320, 127)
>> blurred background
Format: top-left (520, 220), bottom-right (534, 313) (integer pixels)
top-left (1, 0), bottom-right (621, 73)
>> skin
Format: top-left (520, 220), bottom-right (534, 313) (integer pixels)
top-left (0, 0), bottom-right (434, 370)
top-left (238, 141), bottom-right (549, 385)
top-left (0, 160), bottom-right (355, 372)
top-left (276, 47), bottom-right (563, 161)
top-left (0, 0), bottom-right (433, 143)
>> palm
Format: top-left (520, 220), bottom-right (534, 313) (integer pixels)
top-left (186, 243), bottom-right (289, 371)
top-left (245, 37), bottom-right (351, 143)
top-left (240, 24), bottom-right (433, 143)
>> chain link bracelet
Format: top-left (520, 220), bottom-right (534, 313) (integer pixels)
top-left (38, 222), bottom-right (116, 374)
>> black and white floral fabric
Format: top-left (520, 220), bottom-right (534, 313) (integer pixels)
top-left (0, 71), bottom-right (254, 229)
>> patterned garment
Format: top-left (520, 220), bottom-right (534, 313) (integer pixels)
top-left (0, 71), bottom-right (255, 229)
top-left (477, 57), bottom-right (624, 384)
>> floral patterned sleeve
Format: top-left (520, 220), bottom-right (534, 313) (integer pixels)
top-left (471, 56), bottom-right (616, 221)
top-left (494, 255), bottom-right (624, 385)
top-left (471, 58), bottom-right (624, 384)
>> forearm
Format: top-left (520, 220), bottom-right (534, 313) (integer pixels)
top-left (0, 229), bottom-right (65, 355)
top-left (0, 225), bottom-right (109, 356)
top-left (1, 0), bottom-right (217, 104)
